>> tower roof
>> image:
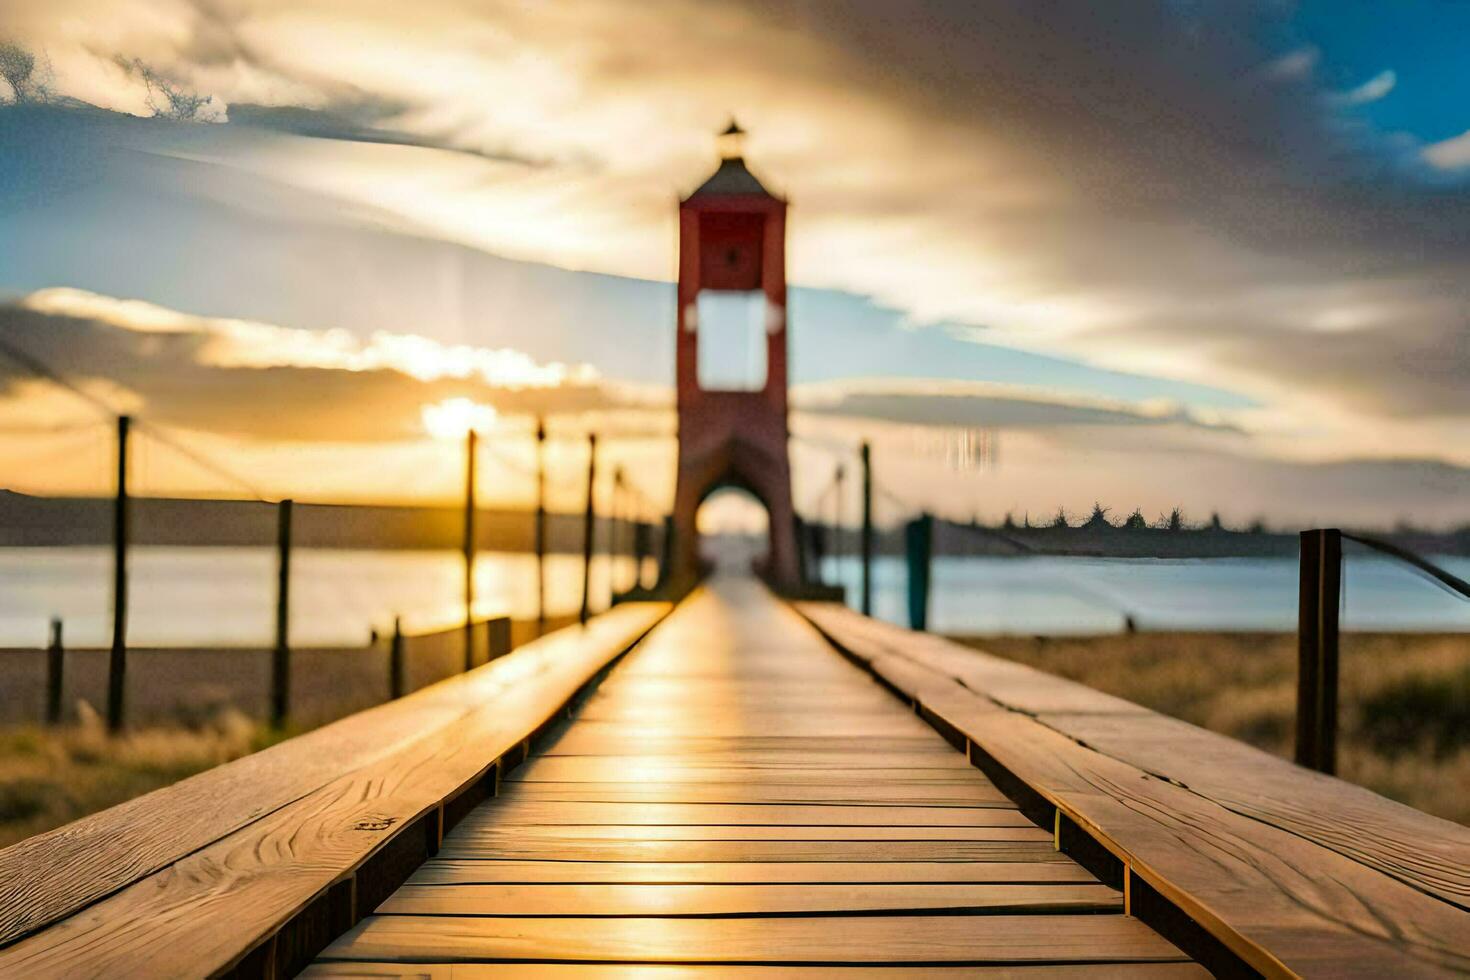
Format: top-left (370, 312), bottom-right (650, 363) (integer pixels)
top-left (687, 156), bottom-right (773, 198)
top-left (685, 118), bottom-right (778, 201)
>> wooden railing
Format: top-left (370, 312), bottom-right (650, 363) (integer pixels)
top-left (796, 601), bottom-right (1470, 978)
top-left (0, 602), bottom-right (668, 979)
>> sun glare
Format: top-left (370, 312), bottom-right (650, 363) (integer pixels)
top-left (421, 397), bottom-right (499, 440)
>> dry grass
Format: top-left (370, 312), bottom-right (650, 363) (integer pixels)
top-left (0, 616), bottom-right (575, 850)
top-left (959, 631), bottom-right (1470, 825)
top-left (0, 703), bottom-right (288, 849)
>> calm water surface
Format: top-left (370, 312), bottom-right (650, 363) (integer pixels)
top-left (0, 548), bottom-right (651, 647)
top-left (820, 555), bottom-right (1470, 634)
top-left (3, 548), bottom-right (1468, 647)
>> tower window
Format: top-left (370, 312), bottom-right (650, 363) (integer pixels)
top-left (696, 290), bottom-right (768, 391)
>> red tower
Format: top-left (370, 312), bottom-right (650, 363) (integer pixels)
top-left (669, 122), bottom-right (799, 589)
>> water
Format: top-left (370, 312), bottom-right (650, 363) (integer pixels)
top-left (4, 548), bottom-right (1468, 648)
top-left (819, 555), bottom-right (1470, 635)
top-left (0, 548), bottom-right (652, 648)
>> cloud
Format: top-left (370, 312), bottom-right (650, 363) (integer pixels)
top-left (225, 101), bottom-right (550, 166)
top-left (3, 2), bottom-right (1469, 472)
top-left (1259, 46), bottom-right (1319, 82)
top-left (1333, 69), bottom-right (1396, 106)
top-left (0, 290), bottom-right (631, 442)
top-left (1424, 129), bottom-right (1470, 171)
top-left (792, 378), bottom-right (1230, 432)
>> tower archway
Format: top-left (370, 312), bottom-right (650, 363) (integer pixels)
top-left (696, 484), bottom-right (770, 574)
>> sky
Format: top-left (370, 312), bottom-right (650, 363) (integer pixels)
top-left (1, 1), bottom-right (1468, 528)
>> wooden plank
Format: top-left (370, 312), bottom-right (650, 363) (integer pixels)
top-left (539, 735), bottom-right (948, 756)
top-left (497, 782), bottom-right (1013, 806)
top-left (804, 602), bottom-right (1470, 909)
top-left (308, 581), bottom-right (1188, 976)
top-left (1040, 710), bottom-right (1470, 910)
top-left (319, 913), bottom-right (1191, 964)
top-left (375, 882), bottom-right (1122, 916)
top-left (453, 802), bottom-right (1032, 827)
top-left (537, 718), bottom-right (936, 737)
top-left (434, 838), bottom-right (1064, 863)
top-left (797, 603), bottom-right (1470, 977)
top-left (507, 762), bottom-right (983, 783)
top-left (0, 604), bottom-right (670, 979)
top-left (407, 861), bottom-right (1099, 886)
top-left (444, 825), bottom-right (1050, 842)
top-left (301, 962), bottom-right (1215, 979)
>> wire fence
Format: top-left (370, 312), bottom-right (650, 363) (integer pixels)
top-left (0, 336), bottom-right (667, 732)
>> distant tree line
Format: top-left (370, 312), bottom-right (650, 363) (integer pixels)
top-left (998, 503), bottom-right (1261, 534)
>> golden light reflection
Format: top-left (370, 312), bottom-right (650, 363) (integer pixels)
top-left (421, 397), bottom-right (499, 440)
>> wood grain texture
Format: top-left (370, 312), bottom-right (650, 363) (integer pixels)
top-left (802, 601), bottom-right (1470, 908)
top-left (539, 734), bottom-right (947, 756)
top-left (406, 861), bottom-right (1099, 886)
top-left (375, 882), bottom-right (1122, 916)
top-left (320, 913), bottom-right (1190, 964)
top-left (434, 838), bottom-right (1062, 863)
top-left (316, 579), bottom-right (1186, 973)
top-left (459, 802), bottom-right (1032, 827)
top-left (797, 601), bottom-right (1470, 978)
top-left (497, 782), bottom-right (1012, 806)
top-left (0, 604), bottom-right (669, 979)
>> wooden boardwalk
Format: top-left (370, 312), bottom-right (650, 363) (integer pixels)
top-left (308, 577), bottom-right (1200, 974)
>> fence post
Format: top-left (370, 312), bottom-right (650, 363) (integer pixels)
top-left (1296, 528), bottom-right (1341, 774)
top-left (580, 433), bottom-right (597, 625)
top-left (488, 616), bottom-right (512, 660)
top-left (463, 428), bottom-right (478, 671)
top-left (535, 419), bottom-right (547, 635)
top-left (833, 463), bottom-right (845, 587)
top-left (809, 515), bottom-right (827, 584)
top-left (390, 615), bottom-right (405, 700)
top-left (793, 514), bottom-right (811, 584)
top-left (46, 616), bottom-right (63, 726)
top-left (271, 498), bottom-right (293, 728)
top-left (906, 512), bottom-right (933, 631)
top-left (613, 466), bottom-right (626, 595)
top-left (660, 515), bottom-right (675, 591)
top-left (107, 414), bottom-right (130, 734)
top-left (860, 440), bottom-right (873, 615)
top-left (633, 516), bottom-right (650, 592)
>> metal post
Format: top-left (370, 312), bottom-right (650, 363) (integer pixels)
top-left (579, 433), bottom-right (597, 625)
top-left (271, 498), bottom-right (293, 728)
top-left (906, 513), bottom-right (934, 631)
top-left (463, 428), bottom-right (478, 671)
top-left (107, 414), bottom-right (130, 734)
top-left (613, 467), bottom-right (629, 595)
top-left (535, 419), bottom-right (547, 636)
top-left (390, 615), bottom-right (405, 700)
top-left (1296, 528), bottom-right (1342, 774)
top-left (793, 514), bottom-right (810, 584)
top-left (660, 515), bottom-right (675, 590)
top-left (860, 440), bottom-right (873, 616)
top-left (45, 616), bottom-right (63, 726)
top-left (833, 464), bottom-right (845, 588)
top-left (633, 510), bottom-right (650, 591)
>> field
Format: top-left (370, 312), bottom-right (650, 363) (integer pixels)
top-left (960, 631), bottom-right (1470, 825)
top-left (0, 616), bottom-right (575, 849)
